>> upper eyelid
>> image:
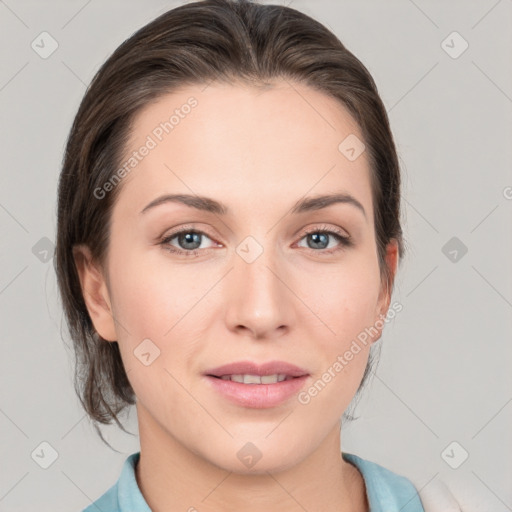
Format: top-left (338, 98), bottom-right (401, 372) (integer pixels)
top-left (300, 224), bottom-right (349, 237)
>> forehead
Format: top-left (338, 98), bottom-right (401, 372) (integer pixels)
top-left (115, 80), bottom-right (373, 220)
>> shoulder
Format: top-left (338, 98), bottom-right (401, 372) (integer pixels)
top-left (342, 452), bottom-right (426, 512)
top-left (81, 452), bottom-right (149, 512)
top-left (82, 483), bottom-right (119, 512)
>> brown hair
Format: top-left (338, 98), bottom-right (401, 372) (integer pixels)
top-left (54, 0), bottom-right (404, 444)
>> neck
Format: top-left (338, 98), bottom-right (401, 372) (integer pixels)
top-left (135, 403), bottom-right (368, 512)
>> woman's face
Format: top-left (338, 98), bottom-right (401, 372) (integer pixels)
top-left (84, 80), bottom-right (396, 473)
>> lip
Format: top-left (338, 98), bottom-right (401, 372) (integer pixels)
top-left (203, 360), bottom-right (310, 409)
top-left (204, 360), bottom-right (309, 378)
top-left (204, 374), bottom-right (310, 408)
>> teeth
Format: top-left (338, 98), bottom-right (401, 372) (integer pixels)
top-left (260, 374), bottom-right (284, 384)
top-left (219, 373), bottom-right (289, 384)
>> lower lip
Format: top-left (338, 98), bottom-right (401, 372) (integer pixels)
top-left (204, 375), bottom-right (310, 408)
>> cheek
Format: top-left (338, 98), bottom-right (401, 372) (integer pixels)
top-left (298, 255), bottom-right (380, 397)
top-left (106, 250), bottom-right (211, 391)
top-left (108, 247), bottom-right (201, 338)
top-left (299, 254), bottom-right (381, 340)
top-left (107, 260), bottom-right (193, 408)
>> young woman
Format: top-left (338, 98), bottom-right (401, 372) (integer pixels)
top-left (55, 0), bottom-right (426, 510)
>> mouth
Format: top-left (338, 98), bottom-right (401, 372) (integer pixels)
top-left (203, 360), bottom-right (310, 408)
top-left (204, 360), bottom-right (309, 380)
top-left (206, 373), bottom-right (299, 384)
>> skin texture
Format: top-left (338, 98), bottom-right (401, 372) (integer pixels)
top-left (75, 80), bottom-right (398, 512)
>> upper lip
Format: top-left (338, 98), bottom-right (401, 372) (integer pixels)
top-left (204, 360), bottom-right (309, 378)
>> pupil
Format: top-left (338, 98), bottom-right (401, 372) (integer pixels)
top-left (309, 232), bottom-right (328, 249)
top-left (180, 232), bottom-right (201, 250)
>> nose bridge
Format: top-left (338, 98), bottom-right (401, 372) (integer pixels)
top-left (225, 234), bottom-right (293, 336)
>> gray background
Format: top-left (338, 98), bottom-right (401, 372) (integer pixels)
top-left (1, 0), bottom-right (511, 511)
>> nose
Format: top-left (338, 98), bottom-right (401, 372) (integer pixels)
top-left (224, 243), bottom-right (296, 339)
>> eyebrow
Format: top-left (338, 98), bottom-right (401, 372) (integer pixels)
top-left (140, 192), bottom-right (367, 219)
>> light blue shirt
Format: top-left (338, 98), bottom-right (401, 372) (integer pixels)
top-left (83, 451), bottom-right (425, 511)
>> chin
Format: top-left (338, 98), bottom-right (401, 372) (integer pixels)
top-left (202, 436), bottom-right (308, 476)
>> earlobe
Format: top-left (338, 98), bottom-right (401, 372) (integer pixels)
top-left (73, 244), bottom-right (117, 342)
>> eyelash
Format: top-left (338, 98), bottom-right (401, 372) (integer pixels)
top-left (159, 224), bottom-right (353, 258)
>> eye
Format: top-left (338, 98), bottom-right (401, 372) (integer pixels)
top-left (160, 226), bottom-right (219, 257)
top-left (296, 225), bottom-right (353, 255)
top-left (159, 224), bottom-right (353, 258)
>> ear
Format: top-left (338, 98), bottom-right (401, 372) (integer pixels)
top-left (371, 239), bottom-right (399, 343)
top-left (73, 244), bottom-right (117, 342)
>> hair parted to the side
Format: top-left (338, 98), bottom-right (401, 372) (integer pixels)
top-left (54, 0), bottom-right (405, 446)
